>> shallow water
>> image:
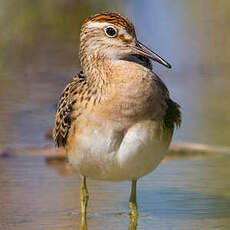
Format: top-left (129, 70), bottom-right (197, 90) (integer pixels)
top-left (0, 0), bottom-right (230, 150)
top-left (0, 0), bottom-right (230, 229)
top-left (1, 155), bottom-right (230, 230)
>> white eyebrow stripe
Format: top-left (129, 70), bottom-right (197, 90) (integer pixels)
top-left (87, 22), bottom-right (110, 29)
top-left (87, 22), bottom-right (126, 32)
top-left (86, 22), bottom-right (131, 39)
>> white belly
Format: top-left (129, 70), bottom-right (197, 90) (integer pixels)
top-left (68, 119), bottom-right (170, 181)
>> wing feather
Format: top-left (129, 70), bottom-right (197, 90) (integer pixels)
top-left (53, 72), bottom-right (85, 147)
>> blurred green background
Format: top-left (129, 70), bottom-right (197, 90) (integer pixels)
top-left (0, 0), bottom-right (230, 151)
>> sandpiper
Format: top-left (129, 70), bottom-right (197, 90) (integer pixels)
top-left (53, 12), bottom-right (181, 217)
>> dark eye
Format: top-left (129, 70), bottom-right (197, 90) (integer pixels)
top-left (105, 26), bottom-right (117, 37)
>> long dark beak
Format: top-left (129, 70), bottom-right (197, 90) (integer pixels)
top-left (130, 41), bottom-right (171, 68)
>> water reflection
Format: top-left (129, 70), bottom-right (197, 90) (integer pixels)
top-left (129, 216), bottom-right (138, 230)
top-left (80, 215), bottom-right (88, 230)
top-left (79, 213), bottom-right (138, 230)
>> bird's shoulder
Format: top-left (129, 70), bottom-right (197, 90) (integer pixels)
top-left (53, 71), bottom-right (87, 147)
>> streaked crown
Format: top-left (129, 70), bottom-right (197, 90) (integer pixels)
top-left (85, 12), bottom-right (135, 36)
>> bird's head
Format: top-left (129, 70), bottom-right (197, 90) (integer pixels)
top-left (80, 12), bottom-right (171, 69)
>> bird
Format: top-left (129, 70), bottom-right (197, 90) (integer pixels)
top-left (53, 12), bottom-right (181, 218)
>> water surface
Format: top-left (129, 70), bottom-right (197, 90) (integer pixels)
top-left (1, 155), bottom-right (230, 230)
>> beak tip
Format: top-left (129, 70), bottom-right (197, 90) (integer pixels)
top-left (132, 41), bottom-right (172, 69)
top-left (167, 63), bottom-right (172, 69)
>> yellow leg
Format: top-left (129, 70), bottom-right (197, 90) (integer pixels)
top-left (80, 176), bottom-right (89, 217)
top-left (129, 180), bottom-right (138, 218)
